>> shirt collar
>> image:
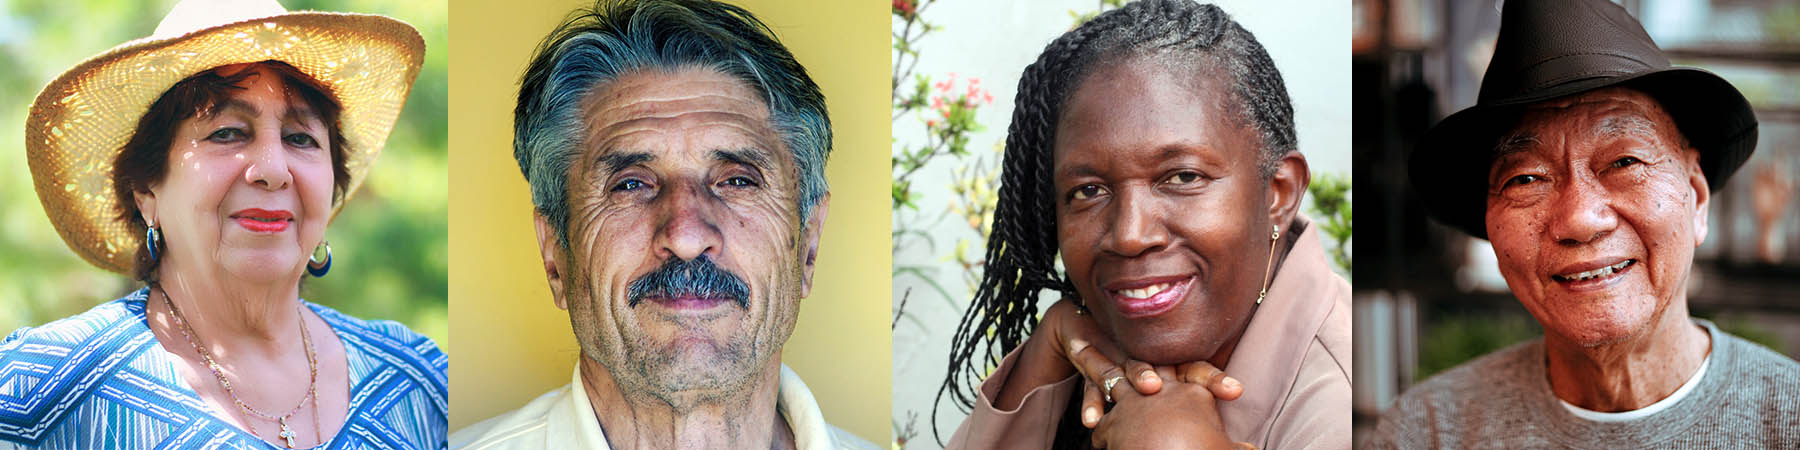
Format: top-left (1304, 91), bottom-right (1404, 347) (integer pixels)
top-left (549, 364), bottom-right (612, 449)
top-left (558, 363), bottom-right (836, 450)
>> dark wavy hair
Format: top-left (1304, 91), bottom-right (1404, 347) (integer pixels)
top-left (934, 1), bottom-right (1295, 447)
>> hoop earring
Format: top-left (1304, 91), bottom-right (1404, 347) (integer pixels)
top-left (306, 241), bottom-right (332, 278)
top-left (145, 222), bottom-right (162, 264)
top-left (1257, 224), bottom-right (1280, 305)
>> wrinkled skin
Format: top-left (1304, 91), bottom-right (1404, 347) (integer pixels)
top-left (532, 67), bottom-right (827, 448)
top-left (1485, 87), bottom-right (1707, 349)
top-left (1484, 86), bottom-right (1713, 411)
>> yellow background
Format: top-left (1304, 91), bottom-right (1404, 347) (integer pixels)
top-left (446, 0), bottom-right (891, 444)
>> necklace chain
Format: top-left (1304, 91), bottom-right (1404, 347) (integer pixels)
top-left (160, 288), bottom-right (320, 448)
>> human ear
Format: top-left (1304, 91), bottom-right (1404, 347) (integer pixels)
top-left (1685, 149), bottom-right (1709, 247)
top-left (799, 192), bottom-right (830, 298)
top-left (1266, 150), bottom-right (1311, 229)
top-left (133, 188), bottom-right (159, 227)
top-left (533, 213), bottom-right (570, 310)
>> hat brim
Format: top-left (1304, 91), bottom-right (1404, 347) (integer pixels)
top-left (1408, 67), bottom-right (1757, 240)
top-left (25, 12), bottom-right (425, 274)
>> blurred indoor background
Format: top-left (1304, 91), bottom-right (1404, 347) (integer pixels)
top-left (1351, 0), bottom-right (1800, 444)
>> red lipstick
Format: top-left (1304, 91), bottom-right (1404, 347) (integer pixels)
top-left (230, 208), bottom-right (293, 233)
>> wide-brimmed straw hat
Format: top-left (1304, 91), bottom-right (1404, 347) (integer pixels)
top-left (25, 0), bottom-right (425, 274)
top-left (1409, 0), bottom-right (1757, 240)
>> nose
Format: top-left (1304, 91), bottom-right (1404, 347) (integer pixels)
top-left (1547, 171), bottom-right (1617, 245)
top-left (1100, 187), bottom-right (1169, 257)
top-left (243, 132), bottom-right (291, 190)
top-left (653, 180), bottom-right (724, 261)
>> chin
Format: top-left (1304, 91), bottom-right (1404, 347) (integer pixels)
top-left (1541, 300), bottom-right (1658, 348)
top-left (1550, 318), bottom-right (1652, 348)
top-left (1111, 326), bottom-right (1224, 366)
top-left (220, 252), bottom-right (304, 282)
top-left (633, 336), bottom-right (761, 400)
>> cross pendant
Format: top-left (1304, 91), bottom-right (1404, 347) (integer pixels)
top-left (278, 416), bottom-right (296, 449)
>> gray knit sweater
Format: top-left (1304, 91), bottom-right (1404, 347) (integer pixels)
top-left (1367, 320), bottom-right (1800, 449)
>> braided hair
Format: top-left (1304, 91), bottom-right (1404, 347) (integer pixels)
top-left (934, 1), bottom-right (1294, 447)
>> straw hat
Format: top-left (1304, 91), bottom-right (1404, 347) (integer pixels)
top-left (25, 0), bottom-right (425, 274)
top-left (1409, 0), bottom-right (1756, 240)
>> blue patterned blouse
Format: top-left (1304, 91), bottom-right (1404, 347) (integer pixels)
top-left (0, 288), bottom-right (448, 449)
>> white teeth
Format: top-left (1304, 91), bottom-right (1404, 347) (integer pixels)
top-left (1116, 282), bottom-right (1173, 299)
top-left (1556, 260), bottom-right (1634, 282)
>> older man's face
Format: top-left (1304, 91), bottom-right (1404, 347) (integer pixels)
top-left (1484, 87), bottom-right (1709, 347)
top-left (536, 68), bottom-right (823, 408)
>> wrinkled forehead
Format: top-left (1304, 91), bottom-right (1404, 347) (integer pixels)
top-left (579, 68), bottom-right (779, 155)
top-left (1493, 87), bottom-right (1684, 159)
top-left (583, 68), bottom-right (771, 129)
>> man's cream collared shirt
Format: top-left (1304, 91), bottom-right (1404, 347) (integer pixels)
top-left (451, 364), bottom-right (876, 450)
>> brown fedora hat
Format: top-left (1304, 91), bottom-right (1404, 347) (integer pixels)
top-left (1409, 0), bottom-right (1757, 240)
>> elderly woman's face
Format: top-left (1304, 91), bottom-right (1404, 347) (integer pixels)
top-left (1485, 87), bottom-right (1709, 346)
top-left (145, 64), bottom-right (334, 283)
top-left (1054, 57), bottom-right (1273, 365)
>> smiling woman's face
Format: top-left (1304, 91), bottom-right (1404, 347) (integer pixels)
top-left (1054, 55), bottom-right (1275, 365)
top-left (142, 64), bottom-right (335, 285)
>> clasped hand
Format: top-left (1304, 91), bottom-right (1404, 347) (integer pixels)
top-left (1039, 300), bottom-right (1256, 450)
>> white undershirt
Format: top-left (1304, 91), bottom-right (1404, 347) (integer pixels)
top-left (1559, 351), bottom-right (1711, 422)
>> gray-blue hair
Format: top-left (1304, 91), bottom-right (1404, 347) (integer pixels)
top-left (514, 0), bottom-right (832, 247)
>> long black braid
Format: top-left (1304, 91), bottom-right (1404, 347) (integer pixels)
top-left (933, 1), bottom-right (1295, 448)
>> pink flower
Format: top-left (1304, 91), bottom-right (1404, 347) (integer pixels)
top-left (983, 92), bottom-right (994, 104)
top-left (931, 96), bottom-right (944, 110)
top-left (892, 0), bottom-right (916, 18)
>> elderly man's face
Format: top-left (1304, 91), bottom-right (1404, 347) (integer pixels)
top-left (1484, 87), bottom-right (1709, 347)
top-left (535, 68), bottom-right (825, 408)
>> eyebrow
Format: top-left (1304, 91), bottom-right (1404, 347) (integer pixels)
top-left (713, 148), bottom-right (774, 171)
top-left (1595, 114), bottom-right (1660, 143)
top-left (593, 147), bottom-right (774, 178)
top-left (598, 152), bottom-right (654, 174)
top-left (1055, 162), bottom-right (1102, 180)
top-left (214, 98), bottom-right (260, 118)
top-left (1491, 133), bottom-right (1540, 158)
top-left (212, 98), bottom-right (321, 127)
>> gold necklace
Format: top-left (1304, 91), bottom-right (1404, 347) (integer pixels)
top-left (161, 288), bottom-right (320, 448)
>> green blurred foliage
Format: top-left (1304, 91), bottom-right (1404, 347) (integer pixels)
top-left (0, 0), bottom-right (448, 351)
top-left (1693, 312), bottom-right (1785, 355)
top-left (1307, 172), bottom-right (1352, 276)
top-left (1415, 312), bottom-right (1540, 380)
